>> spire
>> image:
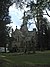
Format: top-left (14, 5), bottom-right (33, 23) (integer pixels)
top-left (23, 11), bottom-right (27, 25)
top-left (15, 26), bottom-right (17, 31)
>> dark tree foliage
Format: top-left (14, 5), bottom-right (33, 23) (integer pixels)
top-left (0, 0), bottom-right (12, 52)
top-left (28, 0), bottom-right (50, 50)
top-left (46, 27), bottom-right (50, 50)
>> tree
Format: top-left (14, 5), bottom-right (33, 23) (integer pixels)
top-left (14, 0), bottom-right (50, 50)
top-left (10, 0), bottom-right (50, 51)
top-left (0, 0), bottom-right (12, 52)
top-left (28, 0), bottom-right (50, 50)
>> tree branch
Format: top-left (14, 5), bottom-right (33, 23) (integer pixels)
top-left (45, 10), bottom-right (50, 17)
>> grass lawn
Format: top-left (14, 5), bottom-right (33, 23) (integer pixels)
top-left (0, 50), bottom-right (50, 66)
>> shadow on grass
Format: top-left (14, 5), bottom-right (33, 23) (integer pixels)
top-left (0, 58), bottom-right (15, 67)
top-left (0, 59), bottom-right (50, 67)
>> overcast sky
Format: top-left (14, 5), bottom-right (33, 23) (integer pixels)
top-left (9, 3), bottom-right (50, 31)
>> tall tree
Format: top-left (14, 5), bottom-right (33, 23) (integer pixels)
top-left (0, 0), bottom-right (12, 52)
top-left (29, 0), bottom-right (50, 50)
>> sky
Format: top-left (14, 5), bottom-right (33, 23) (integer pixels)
top-left (9, 3), bottom-right (23, 30)
top-left (9, 3), bottom-right (36, 31)
top-left (9, 3), bottom-right (50, 31)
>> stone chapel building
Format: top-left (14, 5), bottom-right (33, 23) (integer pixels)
top-left (11, 25), bottom-right (36, 52)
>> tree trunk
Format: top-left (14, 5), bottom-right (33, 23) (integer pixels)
top-left (5, 44), bottom-right (6, 53)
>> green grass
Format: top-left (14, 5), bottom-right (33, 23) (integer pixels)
top-left (0, 50), bottom-right (50, 66)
